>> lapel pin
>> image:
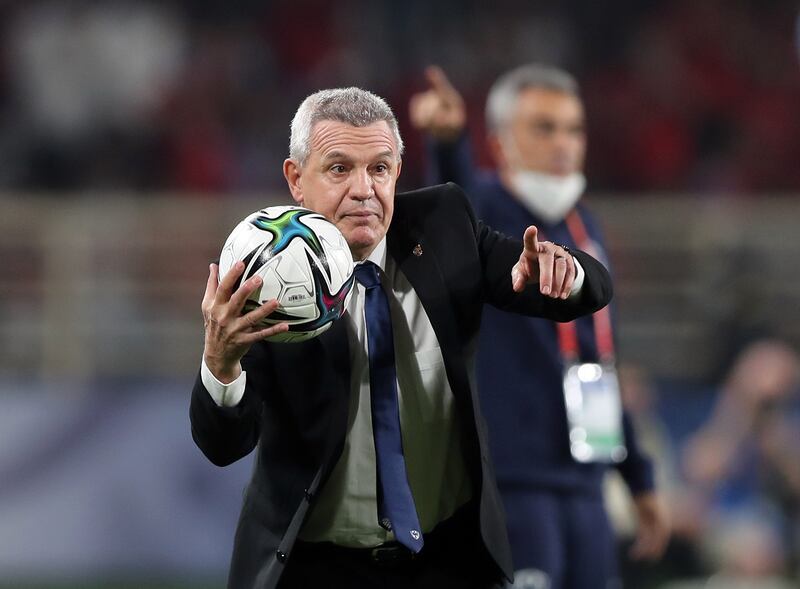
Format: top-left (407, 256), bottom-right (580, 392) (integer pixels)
top-left (412, 243), bottom-right (423, 257)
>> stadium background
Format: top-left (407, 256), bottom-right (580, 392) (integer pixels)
top-left (0, 1), bottom-right (798, 587)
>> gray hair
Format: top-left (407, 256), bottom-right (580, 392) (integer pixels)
top-left (486, 64), bottom-right (580, 133)
top-left (289, 87), bottom-right (404, 164)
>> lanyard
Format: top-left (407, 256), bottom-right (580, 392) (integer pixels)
top-left (551, 211), bottom-right (615, 364)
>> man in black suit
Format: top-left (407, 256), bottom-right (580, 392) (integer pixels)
top-left (191, 87), bottom-right (613, 589)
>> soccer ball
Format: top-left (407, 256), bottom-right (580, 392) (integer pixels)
top-left (218, 205), bottom-right (355, 343)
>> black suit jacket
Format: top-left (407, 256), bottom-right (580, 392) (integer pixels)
top-left (190, 183), bottom-right (613, 589)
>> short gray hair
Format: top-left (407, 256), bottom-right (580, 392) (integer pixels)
top-left (486, 64), bottom-right (580, 133)
top-left (289, 87), bottom-right (404, 164)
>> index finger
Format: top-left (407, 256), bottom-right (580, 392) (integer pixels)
top-left (522, 225), bottom-right (541, 258)
top-left (215, 261), bottom-right (245, 304)
top-left (202, 263), bottom-right (219, 308)
top-left (425, 65), bottom-right (459, 100)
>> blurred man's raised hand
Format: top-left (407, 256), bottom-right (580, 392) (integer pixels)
top-left (408, 65), bottom-right (466, 141)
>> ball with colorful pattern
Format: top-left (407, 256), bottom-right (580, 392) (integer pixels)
top-left (218, 205), bottom-right (355, 343)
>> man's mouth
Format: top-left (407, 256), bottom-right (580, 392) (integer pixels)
top-left (343, 209), bottom-right (379, 219)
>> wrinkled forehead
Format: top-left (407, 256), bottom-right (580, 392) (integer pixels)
top-left (309, 120), bottom-right (399, 160)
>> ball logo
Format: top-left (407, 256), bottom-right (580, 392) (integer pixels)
top-left (248, 208), bottom-right (330, 281)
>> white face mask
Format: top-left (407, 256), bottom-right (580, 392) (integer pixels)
top-left (507, 170), bottom-right (586, 224)
top-left (500, 132), bottom-right (586, 224)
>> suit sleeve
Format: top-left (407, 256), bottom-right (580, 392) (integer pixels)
top-left (189, 345), bottom-right (273, 467)
top-left (472, 209), bottom-right (613, 321)
top-left (615, 411), bottom-right (656, 495)
top-left (425, 133), bottom-right (479, 191)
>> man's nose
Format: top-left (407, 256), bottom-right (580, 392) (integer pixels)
top-left (350, 168), bottom-right (375, 200)
top-left (552, 128), bottom-right (574, 151)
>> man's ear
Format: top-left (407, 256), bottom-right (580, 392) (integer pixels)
top-left (283, 159), bottom-right (304, 205)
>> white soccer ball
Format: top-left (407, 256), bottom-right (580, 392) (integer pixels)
top-left (218, 205), bottom-right (355, 343)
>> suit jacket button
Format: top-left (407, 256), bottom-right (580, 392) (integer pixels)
top-left (276, 550), bottom-right (287, 563)
top-left (303, 488), bottom-right (313, 501)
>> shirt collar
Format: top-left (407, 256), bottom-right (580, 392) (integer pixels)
top-left (355, 237), bottom-right (387, 273)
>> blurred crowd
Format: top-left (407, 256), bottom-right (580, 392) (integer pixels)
top-left (614, 340), bottom-right (800, 587)
top-left (674, 341), bottom-right (800, 587)
top-left (0, 0), bottom-right (798, 194)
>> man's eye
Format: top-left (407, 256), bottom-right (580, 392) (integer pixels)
top-left (569, 125), bottom-right (586, 137)
top-left (330, 165), bottom-right (347, 173)
top-left (375, 164), bottom-right (388, 173)
top-left (533, 121), bottom-right (556, 135)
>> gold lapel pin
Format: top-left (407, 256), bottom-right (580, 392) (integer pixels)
top-left (412, 244), bottom-right (423, 257)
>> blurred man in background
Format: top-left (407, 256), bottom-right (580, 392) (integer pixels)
top-left (410, 64), bottom-right (670, 589)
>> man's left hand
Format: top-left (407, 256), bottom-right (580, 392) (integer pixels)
top-left (511, 225), bottom-right (575, 298)
top-left (629, 492), bottom-right (671, 561)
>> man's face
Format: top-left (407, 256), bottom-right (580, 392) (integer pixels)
top-left (500, 88), bottom-right (586, 177)
top-left (284, 120), bottom-right (401, 261)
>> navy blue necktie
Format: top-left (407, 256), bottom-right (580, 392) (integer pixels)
top-left (355, 261), bottom-right (424, 553)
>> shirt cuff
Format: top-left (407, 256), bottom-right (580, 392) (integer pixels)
top-left (200, 358), bottom-right (246, 407)
top-left (568, 257), bottom-right (585, 298)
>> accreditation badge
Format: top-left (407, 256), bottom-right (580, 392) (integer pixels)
top-left (562, 363), bottom-right (627, 463)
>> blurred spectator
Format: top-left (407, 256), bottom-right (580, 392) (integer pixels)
top-left (675, 339), bottom-right (800, 585)
top-left (1, 0), bottom-right (799, 193)
top-left (582, 0), bottom-right (800, 193)
top-left (661, 514), bottom-right (796, 589)
top-left (5, 0), bottom-right (186, 189)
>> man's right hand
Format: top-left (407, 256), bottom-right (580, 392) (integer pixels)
top-left (408, 65), bottom-right (467, 142)
top-left (201, 262), bottom-right (289, 383)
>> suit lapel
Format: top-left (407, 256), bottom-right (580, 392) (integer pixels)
top-left (318, 313), bottom-right (350, 386)
top-left (387, 225), bottom-right (470, 407)
top-left (315, 316), bottom-right (351, 477)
